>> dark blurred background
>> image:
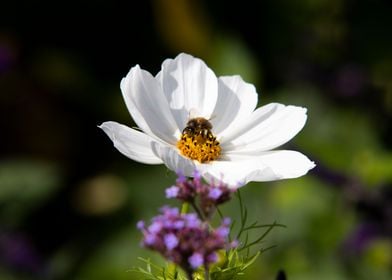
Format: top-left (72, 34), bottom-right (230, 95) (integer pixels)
top-left (1, 0), bottom-right (391, 279)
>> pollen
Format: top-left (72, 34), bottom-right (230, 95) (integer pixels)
top-left (177, 132), bottom-right (221, 163)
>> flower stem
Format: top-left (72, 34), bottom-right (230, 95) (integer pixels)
top-left (204, 266), bottom-right (210, 280)
top-left (186, 270), bottom-right (193, 280)
top-left (190, 201), bottom-right (205, 221)
top-left (181, 202), bottom-right (190, 214)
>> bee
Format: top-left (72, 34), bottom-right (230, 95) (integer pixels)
top-left (182, 117), bottom-right (214, 139)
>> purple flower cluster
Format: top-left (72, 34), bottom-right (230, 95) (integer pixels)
top-left (137, 206), bottom-right (235, 275)
top-left (166, 171), bottom-right (236, 219)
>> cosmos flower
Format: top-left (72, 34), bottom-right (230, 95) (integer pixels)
top-left (100, 53), bottom-right (315, 186)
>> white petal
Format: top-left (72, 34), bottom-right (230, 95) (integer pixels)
top-left (120, 65), bottom-right (180, 145)
top-left (99, 121), bottom-right (163, 164)
top-left (156, 53), bottom-right (218, 130)
top-left (201, 150), bottom-right (315, 186)
top-left (211, 75), bottom-right (258, 137)
top-left (151, 142), bottom-right (197, 176)
top-left (221, 103), bottom-right (307, 153)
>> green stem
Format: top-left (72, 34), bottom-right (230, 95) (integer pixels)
top-left (187, 271), bottom-right (193, 280)
top-left (190, 201), bottom-right (205, 221)
top-left (181, 202), bottom-right (190, 214)
top-left (204, 265), bottom-right (210, 280)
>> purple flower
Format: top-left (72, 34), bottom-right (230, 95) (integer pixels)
top-left (166, 186), bottom-right (180, 198)
top-left (137, 206), bottom-right (234, 274)
top-left (136, 220), bottom-right (145, 230)
top-left (184, 213), bottom-right (201, 228)
top-left (230, 240), bottom-right (239, 248)
top-left (206, 252), bottom-right (218, 263)
top-left (216, 226), bottom-right (230, 238)
top-left (148, 222), bottom-right (162, 234)
top-left (160, 206), bottom-right (179, 216)
top-left (166, 171), bottom-right (237, 220)
top-left (222, 217), bottom-right (231, 226)
top-left (173, 220), bottom-right (185, 229)
top-left (164, 233), bottom-right (179, 250)
top-left (208, 188), bottom-right (223, 200)
top-left (189, 252), bottom-right (204, 268)
top-left (144, 234), bottom-right (157, 246)
top-left (192, 169), bottom-right (202, 180)
top-left (176, 172), bottom-right (187, 184)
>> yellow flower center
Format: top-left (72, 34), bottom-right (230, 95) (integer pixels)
top-left (176, 118), bottom-right (221, 163)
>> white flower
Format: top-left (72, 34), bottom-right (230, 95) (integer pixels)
top-left (99, 53), bottom-right (315, 186)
